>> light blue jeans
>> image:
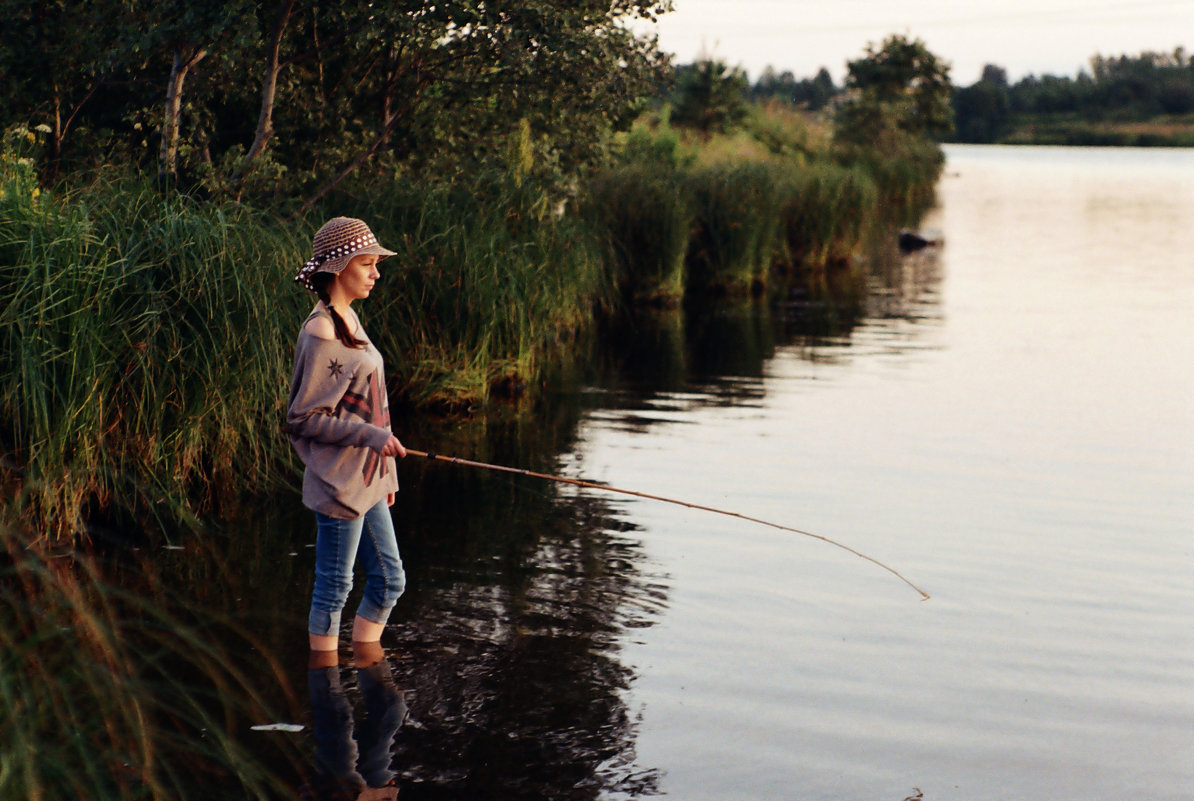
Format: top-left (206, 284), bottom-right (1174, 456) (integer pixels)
top-left (309, 499), bottom-right (406, 637)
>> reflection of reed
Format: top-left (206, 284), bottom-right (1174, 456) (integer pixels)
top-left (577, 222), bottom-right (943, 422)
top-left (593, 305), bottom-right (770, 413)
top-left (0, 529), bottom-right (302, 800)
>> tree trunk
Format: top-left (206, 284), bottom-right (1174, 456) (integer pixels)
top-left (45, 74), bottom-right (104, 183)
top-left (50, 90), bottom-right (63, 164)
top-left (244, 0), bottom-right (296, 166)
top-left (160, 45), bottom-right (207, 180)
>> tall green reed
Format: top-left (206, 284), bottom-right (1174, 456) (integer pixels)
top-left (844, 138), bottom-right (944, 226)
top-left (773, 160), bottom-right (878, 270)
top-left (740, 100), bottom-right (830, 163)
top-left (0, 167), bottom-right (306, 538)
top-left (684, 161), bottom-right (783, 297)
top-left (329, 170), bottom-right (610, 410)
top-left (583, 160), bottom-right (692, 306)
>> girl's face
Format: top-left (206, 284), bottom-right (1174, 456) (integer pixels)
top-left (336, 254), bottom-right (382, 301)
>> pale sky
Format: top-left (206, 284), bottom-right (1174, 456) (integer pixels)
top-left (634, 0), bottom-right (1194, 85)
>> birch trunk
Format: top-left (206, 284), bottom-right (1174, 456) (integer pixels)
top-left (244, 0), bottom-right (296, 165)
top-left (160, 45), bottom-right (207, 179)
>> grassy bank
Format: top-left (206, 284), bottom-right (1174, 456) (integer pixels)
top-left (584, 105), bottom-right (942, 303)
top-left (0, 165), bottom-right (306, 538)
top-left (0, 159), bottom-right (611, 537)
top-left (1002, 113), bottom-right (1194, 147)
top-left (327, 170), bottom-right (610, 410)
top-left (1, 104), bottom-right (942, 540)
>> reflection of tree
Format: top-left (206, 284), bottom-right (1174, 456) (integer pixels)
top-left (372, 401), bottom-right (668, 799)
top-left (385, 486), bottom-right (665, 800)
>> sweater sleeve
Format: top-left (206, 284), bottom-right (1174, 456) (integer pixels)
top-left (287, 336), bottom-right (392, 451)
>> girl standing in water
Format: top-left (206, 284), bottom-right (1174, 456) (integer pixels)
top-left (287, 217), bottom-right (407, 653)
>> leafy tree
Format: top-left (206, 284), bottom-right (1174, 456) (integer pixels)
top-left (951, 63), bottom-right (1011, 143)
top-left (0, 0), bottom-right (131, 176)
top-left (804, 68), bottom-right (839, 111)
top-left (981, 64), bottom-right (1009, 89)
top-left (0, 0), bottom-right (673, 207)
top-left (952, 82), bottom-right (1011, 142)
top-left (670, 59), bottom-right (749, 137)
top-left (1158, 79), bottom-right (1194, 114)
top-left (833, 34), bottom-right (953, 149)
top-left (276, 0), bottom-right (673, 209)
top-left (141, 0), bottom-right (257, 181)
top-left (1008, 73), bottom-right (1085, 114)
top-left (752, 66), bottom-right (794, 102)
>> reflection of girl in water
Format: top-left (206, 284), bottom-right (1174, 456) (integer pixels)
top-left (287, 217), bottom-right (407, 653)
top-left (304, 643), bottom-right (406, 801)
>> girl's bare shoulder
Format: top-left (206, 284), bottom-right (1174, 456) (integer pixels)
top-left (303, 314), bottom-right (336, 340)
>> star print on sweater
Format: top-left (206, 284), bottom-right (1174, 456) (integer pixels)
top-left (327, 358), bottom-right (344, 378)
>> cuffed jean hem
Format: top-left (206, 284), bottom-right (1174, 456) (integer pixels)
top-left (308, 499), bottom-right (405, 638)
top-left (308, 609), bottom-right (342, 639)
top-left (354, 598), bottom-right (394, 627)
top-left (307, 599), bottom-right (397, 638)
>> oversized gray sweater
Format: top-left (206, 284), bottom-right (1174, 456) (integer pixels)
top-left (286, 311), bottom-right (399, 519)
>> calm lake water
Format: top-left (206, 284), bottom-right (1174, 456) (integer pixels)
top-left (540, 144), bottom-right (1193, 800)
top-left (207, 144), bottom-right (1192, 800)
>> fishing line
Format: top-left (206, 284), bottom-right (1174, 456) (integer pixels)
top-left (405, 449), bottom-right (930, 601)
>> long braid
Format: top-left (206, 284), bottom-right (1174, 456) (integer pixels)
top-left (310, 273), bottom-right (367, 349)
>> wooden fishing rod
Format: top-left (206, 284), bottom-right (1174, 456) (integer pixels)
top-left (404, 449), bottom-right (930, 601)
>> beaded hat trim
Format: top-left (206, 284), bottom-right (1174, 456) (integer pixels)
top-left (294, 217), bottom-right (397, 292)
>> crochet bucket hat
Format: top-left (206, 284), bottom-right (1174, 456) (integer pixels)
top-left (294, 217), bottom-right (397, 292)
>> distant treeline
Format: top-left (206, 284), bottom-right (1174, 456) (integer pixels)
top-left (746, 47), bottom-right (1194, 147)
top-left (749, 66), bottom-right (840, 112)
top-left (951, 49), bottom-right (1194, 146)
